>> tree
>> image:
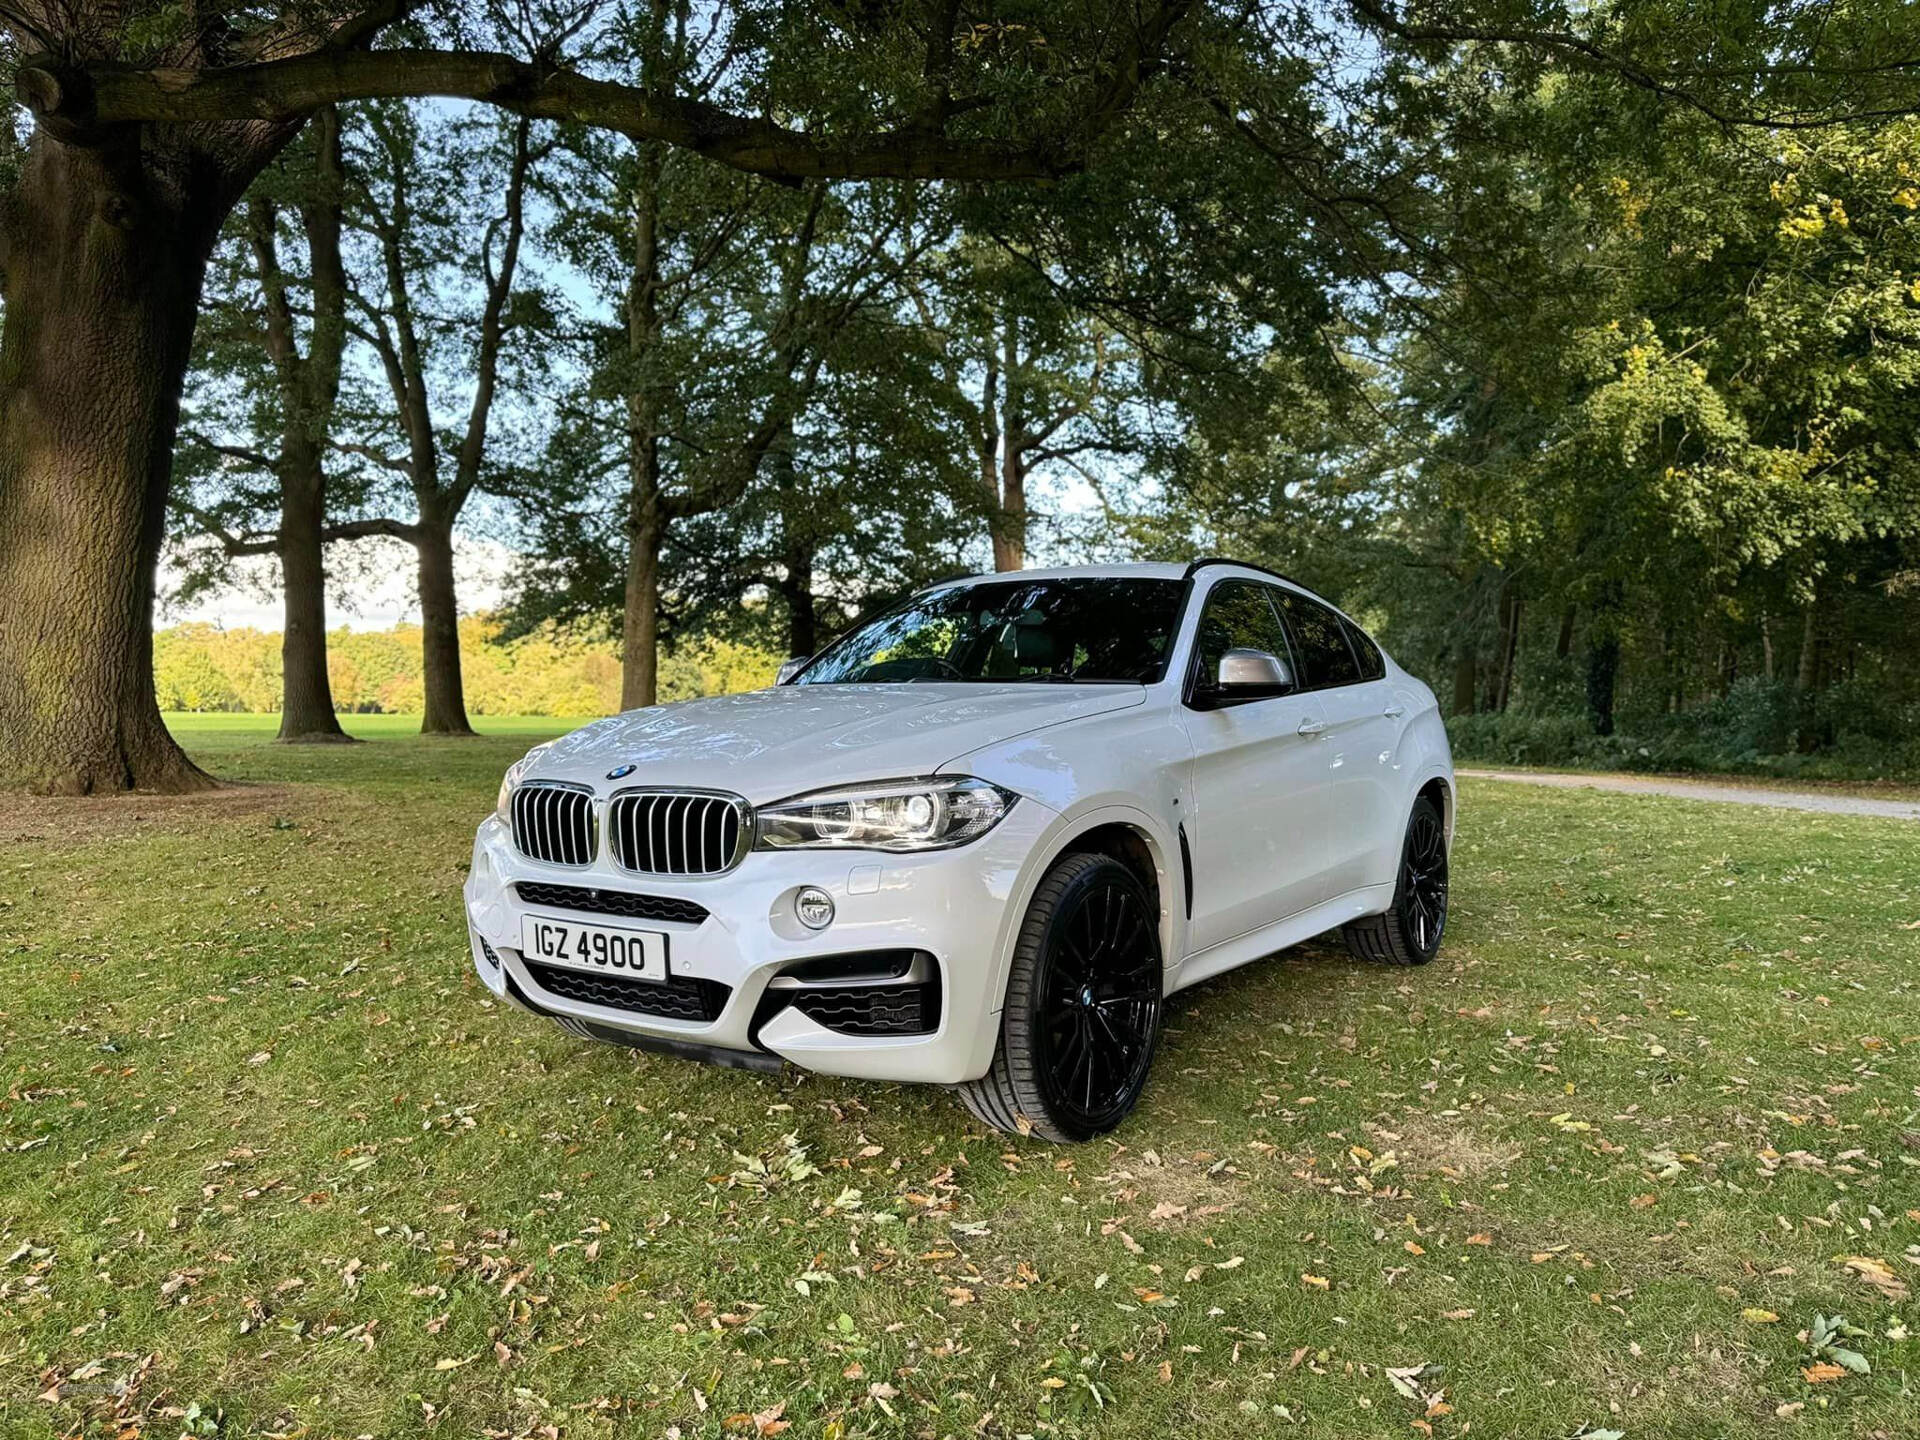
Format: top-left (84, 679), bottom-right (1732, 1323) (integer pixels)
top-left (912, 239), bottom-right (1124, 571)
top-left (516, 3), bottom-right (965, 709)
top-left (173, 107), bottom-right (361, 742)
top-left (0, 0), bottom-right (1200, 792)
top-left (668, 309), bottom-right (987, 661)
top-left (322, 101), bottom-right (542, 734)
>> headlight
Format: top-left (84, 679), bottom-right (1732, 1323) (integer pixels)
top-left (495, 744), bottom-right (552, 821)
top-left (754, 777), bottom-right (1015, 852)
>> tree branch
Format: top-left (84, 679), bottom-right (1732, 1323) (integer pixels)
top-left (321, 516), bottom-right (421, 544)
top-left (20, 49), bottom-right (1077, 180)
top-left (177, 501), bottom-right (282, 557)
top-left (329, 439), bottom-right (412, 473)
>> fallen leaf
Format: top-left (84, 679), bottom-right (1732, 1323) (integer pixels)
top-left (1841, 1256), bottom-right (1909, 1300)
top-left (1300, 1272), bottom-right (1330, 1290)
top-left (1802, 1362), bottom-right (1847, 1384)
top-left (1740, 1308), bottom-right (1779, 1324)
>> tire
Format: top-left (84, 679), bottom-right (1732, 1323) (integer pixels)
top-left (1342, 793), bottom-right (1449, 966)
top-left (958, 852), bottom-right (1164, 1142)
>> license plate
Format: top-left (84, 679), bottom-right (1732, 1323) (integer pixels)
top-left (519, 915), bottom-right (668, 983)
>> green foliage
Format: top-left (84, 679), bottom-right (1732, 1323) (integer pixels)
top-left (151, 619), bottom-right (778, 717)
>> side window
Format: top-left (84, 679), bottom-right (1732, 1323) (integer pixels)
top-left (1191, 580), bottom-right (1292, 700)
top-left (1273, 588), bottom-right (1361, 688)
top-left (1342, 617), bottom-right (1386, 681)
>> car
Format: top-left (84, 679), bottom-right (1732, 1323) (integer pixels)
top-left (463, 559), bottom-right (1453, 1140)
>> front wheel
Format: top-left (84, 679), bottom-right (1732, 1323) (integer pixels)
top-left (1343, 793), bottom-right (1449, 966)
top-left (958, 852), bottom-right (1163, 1142)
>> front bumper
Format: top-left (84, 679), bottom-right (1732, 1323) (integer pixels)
top-left (463, 800), bottom-right (1056, 1084)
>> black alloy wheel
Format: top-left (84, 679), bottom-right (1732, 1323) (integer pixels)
top-left (1343, 793), bottom-right (1449, 966)
top-left (958, 852), bottom-right (1164, 1142)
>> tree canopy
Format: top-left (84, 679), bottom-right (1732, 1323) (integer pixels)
top-left (3, 1), bottom-right (1919, 789)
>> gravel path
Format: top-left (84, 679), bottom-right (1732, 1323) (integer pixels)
top-left (1458, 768), bottom-right (1920, 821)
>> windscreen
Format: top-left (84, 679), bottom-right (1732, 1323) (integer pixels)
top-left (796, 577), bottom-right (1187, 685)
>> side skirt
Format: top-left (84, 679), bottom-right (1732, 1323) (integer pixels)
top-left (1170, 884), bottom-right (1396, 992)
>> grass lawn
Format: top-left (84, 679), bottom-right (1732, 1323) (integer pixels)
top-left (4, 714), bottom-right (1917, 1438)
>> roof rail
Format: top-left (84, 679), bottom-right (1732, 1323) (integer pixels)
top-left (1183, 556), bottom-right (1335, 604)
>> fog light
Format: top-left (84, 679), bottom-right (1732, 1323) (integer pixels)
top-left (794, 887), bottom-right (835, 931)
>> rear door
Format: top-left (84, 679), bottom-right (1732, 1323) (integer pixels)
top-left (1178, 580), bottom-right (1333, 951)
top-left (1271, 588), bottom-right (1400, 897)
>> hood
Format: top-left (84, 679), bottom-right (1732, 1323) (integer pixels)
top-left (527, 683), bottom-right (1146, 804)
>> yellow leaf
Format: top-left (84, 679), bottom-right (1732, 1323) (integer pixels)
top-left (1741, 1308), bottom-right (1779, 1324)
top-left (1301, 1272), bottom-right (1330, 1290)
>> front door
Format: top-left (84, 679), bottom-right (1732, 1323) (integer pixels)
top-left (1178, 580), bottom-right (1334, 952)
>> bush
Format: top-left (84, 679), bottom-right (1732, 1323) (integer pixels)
top-left (1445, 688), bottom-right (1920, 782)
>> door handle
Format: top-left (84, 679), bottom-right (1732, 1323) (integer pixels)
top-left (1297, 718), bottom-right (1327, 737)
top-left (1383, 703), bottom-right (1406, 719)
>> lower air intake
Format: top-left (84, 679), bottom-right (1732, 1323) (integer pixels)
top-left (524, 960), bottom-right (730, 1023)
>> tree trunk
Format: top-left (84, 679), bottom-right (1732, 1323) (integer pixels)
top-left (1586, 633), bottom-right (1620, 737)
top-left (1450, 649), bottom-right (1477, 717)
top-left (416, 519), bottom-right (474, 734)
top-left (1493, 585), bottom-right (1520, 711)
top-left (0, 140), bottom-right (224, 793)
top-left (994, 454), bottom-right (1029, 572)
top-left (1555, 606), bottom-right (1576, 660)
top-left (622, 499), bottom-right (663, 710)
top-left (784, 548), bottom-right (818, 659)
top-left (276, 460), bottom-right (352, 742)
top-left (994, 312), bottom-right (1028, 571)
top-left (618, 133), bottom-right (666, 713)
top-left (773, 446), bottom-right (817, 658)
top-left (1794, 603), bottom-right (1818, 693)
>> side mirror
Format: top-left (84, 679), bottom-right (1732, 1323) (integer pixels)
top-left (1215, 647), bottom-right (1293, 693)
top-left (775, 655), bottom-right (811, 685)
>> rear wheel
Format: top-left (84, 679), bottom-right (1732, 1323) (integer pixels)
top-left (1342, 793), bottom-right (1449, 966)
top-left (958, 852), bottom-right (1163, 1142)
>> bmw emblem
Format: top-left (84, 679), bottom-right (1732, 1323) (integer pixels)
top-left (606, 763), bottom-right (636, 780)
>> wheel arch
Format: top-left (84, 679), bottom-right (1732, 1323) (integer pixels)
top-left (983, 805), bottom-right (1182, 1024)
top-left (1415, 773), bottom-right (1454, 844)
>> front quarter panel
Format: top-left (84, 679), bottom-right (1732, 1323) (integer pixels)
top-left (943, 694), bottom-right (1194, 1015)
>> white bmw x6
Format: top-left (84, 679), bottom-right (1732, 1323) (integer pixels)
top-left (465, 560), bottom-right (1453, 1140)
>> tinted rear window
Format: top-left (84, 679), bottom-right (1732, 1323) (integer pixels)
top-left (1342, 617), bottom-right (1386, 681)
top-left (1273, 588), bottom-right (1362, 687)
